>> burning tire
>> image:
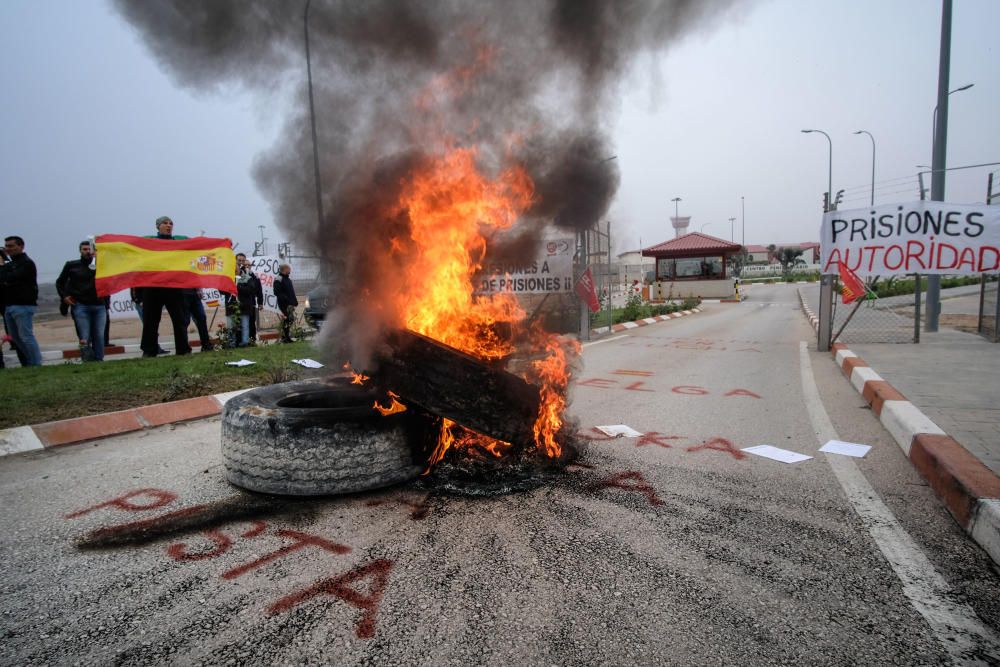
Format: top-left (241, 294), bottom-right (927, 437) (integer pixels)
top-left (221, 378), bottom-right (432, 496)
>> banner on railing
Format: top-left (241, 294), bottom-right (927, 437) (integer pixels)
top-left (820, 201), bottom-right (1000, 277)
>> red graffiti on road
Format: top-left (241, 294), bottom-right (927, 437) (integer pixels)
top-left (593, 471), bottom-right (664, 506)
top-left (636, 432), bottom-right (683, 449)
top-left (618, 337), bottom-right (763, 353)
top-left (65, 488), bottom-right (178, 518)
top-left (269, 559), bottom-right (394, 639)
top-left (686, 437), bottom-right (746, 460)
top-left (578, 430), bottom-right (748, 463)
top-left (577, 380), bottom-right (763, 397)
top-left (223, 529), bottom-right (351, 579)
top-left (65, 489), bottom-right (399, 640)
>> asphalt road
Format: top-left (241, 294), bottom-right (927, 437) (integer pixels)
top-left (2, 284), bottom-right (999, 665)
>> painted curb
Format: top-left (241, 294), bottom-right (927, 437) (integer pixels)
top-left (796, 289), bottom-right (1000, 566)
top-left (0, 389), bottom-right (262, 459)
top-left (591, 307), bottom-right (702, 337)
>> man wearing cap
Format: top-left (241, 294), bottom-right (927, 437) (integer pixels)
top-left (139, 216), bottom-right (192, 357)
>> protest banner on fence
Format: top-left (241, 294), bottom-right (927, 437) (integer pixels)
top-left (475, 238), bottom-right (574, 294)
top-left (820, 201), bottom-right (1000, 277)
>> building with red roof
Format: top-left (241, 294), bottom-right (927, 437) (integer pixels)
top-left (641, 232), bottom-right (742, 300)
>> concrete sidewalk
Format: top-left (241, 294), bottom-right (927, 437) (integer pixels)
top-left (798, 288), bottom-right (1000, 567)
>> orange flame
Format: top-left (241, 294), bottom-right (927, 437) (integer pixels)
top-left (425, 419), bottom-right (512, 472)
top-left (396, 147), bottom-right (532, 361)
top-left (384, 146), bottom-right (575, 465)
top-left (343, 362), bottom-right (370, 385)
top-left (529, 330), bottom-right (580, 457)
top-left (374, 391), bottom-right (407, 416)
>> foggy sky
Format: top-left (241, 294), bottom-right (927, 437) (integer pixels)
top-left (1, 0), bottom-right (998, 281)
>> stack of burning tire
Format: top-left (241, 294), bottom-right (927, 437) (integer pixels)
top-left (221, 330), bottom-right (568, 496)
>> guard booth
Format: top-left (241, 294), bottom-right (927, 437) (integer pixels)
top-left (641, 232), bottom-right (742, 300)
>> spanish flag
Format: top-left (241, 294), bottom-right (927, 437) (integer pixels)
top-left (95, 235), bottom-right (237, 297)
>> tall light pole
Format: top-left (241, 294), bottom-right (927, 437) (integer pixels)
top-left (728, 217), bottom-right (736, 242)
top-left (740, 196), bottom-right (745, 247)
top-left (926, 0), bottom-right (958, 333)
top-left (853, 130), bottom-right (876, 206)
top-left (802, 129), bottom-right (834, 351)
top-left (304, 0), bottom-right (325, 233)
top-left (932, 83), bottom-right (974, 146)
top-left (801, 129), bottom-right (833, 209)
top-left (671, 197), bottom-right (682, 219)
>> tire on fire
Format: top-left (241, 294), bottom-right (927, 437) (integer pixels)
top-left (221, 378), bottom-right (432, 496)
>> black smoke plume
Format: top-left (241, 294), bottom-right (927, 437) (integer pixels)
top-left (114, 0), bottom-right (736, 363)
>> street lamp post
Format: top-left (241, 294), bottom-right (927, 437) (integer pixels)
top-left (932, 83), bottom-right (974, 146)
top-left (741, 196), bottom-right (745, 247)
top-left (926, 0), bottom-right (964, 333)
top-left (802, 128), bottom-right (834, 351)
top-left (671, 197), bottom-right (681, 220)
top-left (801, 129), bottom-right (833, 208)
top-left (728, 217), bottom-right (736, 242)
top-left (304, 0), bottom-right (324, 232)
top-left (853, 130), bottom-right (876, 206)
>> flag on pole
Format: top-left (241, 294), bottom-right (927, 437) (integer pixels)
top-left (94, 234), bottom-right (237, 297)
top-left (575, 266), bottom-right (601, 313)
top-left (838, 262), bottom-right (867, 304)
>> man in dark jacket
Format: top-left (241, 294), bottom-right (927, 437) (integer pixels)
top-left (235, 253), bottom-right (263, 344)
top-left (232, 253), bottom-right (263, 346)
top-left (273, 263), bottom-right (298, 343)
top-left (0, 236), bottom-right (43, 366)
top-left (55, 240), bottom-right (106, 361)
top-left (139, 216), bottom-right (192, 357)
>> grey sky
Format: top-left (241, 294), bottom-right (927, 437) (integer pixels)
top-left (2, 0), bottom-right (997, 281)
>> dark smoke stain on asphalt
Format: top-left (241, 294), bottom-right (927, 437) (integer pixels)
top-left (74, 492), bottom-right (321, 549)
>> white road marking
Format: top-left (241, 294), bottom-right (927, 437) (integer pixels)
top-left (582, 335), bottom-right (629, 348)
top-left (798, 341), bottom-right (1000, 665)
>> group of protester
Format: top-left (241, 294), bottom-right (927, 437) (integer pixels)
top-left (0, 216), bottom-right (299, 368)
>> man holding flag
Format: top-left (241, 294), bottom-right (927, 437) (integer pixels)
top-left (95, 216), bottom-right (236, 357)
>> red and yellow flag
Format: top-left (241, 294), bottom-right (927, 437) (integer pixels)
top-left (95, 235), bottom-right (237, 297)
top-left (838, 262), bottom-right (867, 304)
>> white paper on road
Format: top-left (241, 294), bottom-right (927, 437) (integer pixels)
top-left (594, 425), bottom-right (643, 438)
top-left (820, 439), bottom-right (872, 458)
top-left (741, 445), bottom-right (813, 464)
top-left (292, 358), bottom-right (324, 369)
top-left (225, 359), bottom-right (256, 367)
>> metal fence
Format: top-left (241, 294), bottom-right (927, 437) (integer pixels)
top-left (980, 275), bottom-right (999, 343)
top-left (830, 279), bottom-right (919, 345)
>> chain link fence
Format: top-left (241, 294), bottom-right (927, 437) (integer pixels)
top-left (830, 278), bottom-right (918, 344)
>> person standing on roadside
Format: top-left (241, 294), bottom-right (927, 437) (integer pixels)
top-left (234, 253), bottom-right (262, 346)
top-left (273, 263), bottom-right (298, 343)
top-left (55, 240), bottom-right (106, 361)
top-left (235, 253), bottom-right (263, 344)
top-left (0, 236), bottom-right (43, 367)
top-left (139, 216), bottom-right (191, 357)
top-left (183, 289), bottom-right (214, 351)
